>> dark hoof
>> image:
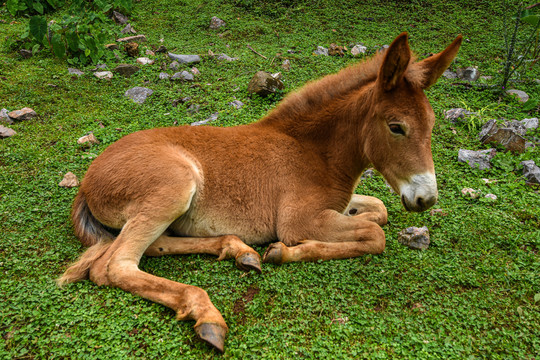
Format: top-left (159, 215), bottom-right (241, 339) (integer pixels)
top-left (236, 252), bottom-right (262, 274)
top-left (195, 322), bottom-right (227, 353)
top-left (262, 242), bottom-right (285, 264)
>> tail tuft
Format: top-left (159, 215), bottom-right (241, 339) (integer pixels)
top-left (72, 192), bottom-right (114, 247)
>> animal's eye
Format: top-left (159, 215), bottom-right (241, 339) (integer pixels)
top-left (389, 124), bottom-right (406, 135)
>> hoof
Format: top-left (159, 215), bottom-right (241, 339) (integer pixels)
top-left (195, 322), bottom-right (227, 353)
top-left (236, 252), bottom-right (262, 274)
top-left (262, 242), bottom-right (286, 264)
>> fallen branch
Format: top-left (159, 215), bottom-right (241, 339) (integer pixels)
top-left (247, 45), bottom-right (267, 59)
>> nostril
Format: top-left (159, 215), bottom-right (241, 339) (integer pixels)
top-left (416, 197), bottom-right (425, 208)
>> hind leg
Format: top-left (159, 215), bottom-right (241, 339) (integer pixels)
top-left (144, 234), bottom-right (261, 273)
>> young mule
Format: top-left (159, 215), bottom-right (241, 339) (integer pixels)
top-left (58, 33), bottom-right (461, 352)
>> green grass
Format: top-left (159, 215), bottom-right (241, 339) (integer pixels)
top-left (1, 0), bottom-right (539, 358)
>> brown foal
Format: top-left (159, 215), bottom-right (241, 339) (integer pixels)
top-left (58, 33), bottom-right (462, 352)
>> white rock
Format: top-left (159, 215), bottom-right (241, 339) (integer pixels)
top-left (136, 57), bottom-right (154, 65)
top-left (77, 133), bottom-right (99, 145)
top-left (506, 89), bottom-right (529, 103)
top-left (350, 44), bottom-right (367, 56)
top-left (59, 172), bottom-right (79, 188)
top-left (94, 71), bottom-right (113, 79)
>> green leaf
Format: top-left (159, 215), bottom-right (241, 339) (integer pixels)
top-left (65, 31), bottom-right (79, 52)
top-left (521, 14), bottom-right (540, 27)
top-left (51, 33), bottom-right (65, 58)
top-left (31, 43), bottom-right (40, 55)
top-left (522, 98), bottom-right (538, 112)
top-left (6, 0), bottom-right (26, 16)
top-left (33, 1), bottom-right (44, 14)
top-left (535, 293), bottom-right (540, 303)
top-left (84, 48), bottom-right (91, 57)
top-left (29, 16), bottom-right (48, 46)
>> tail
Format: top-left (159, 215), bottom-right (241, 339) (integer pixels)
top-left (57, 192), bottom-right (115, 286)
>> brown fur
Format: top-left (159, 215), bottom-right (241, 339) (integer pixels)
top-left (58, 33), bottom-right (462, 352)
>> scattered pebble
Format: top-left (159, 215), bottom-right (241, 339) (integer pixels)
top-left (112, 10), bottom-right (128, 24)
top-left (457, 148), bottom-right (496, 170)
top-left (168, 53), bottom-right (201, 64)
top-left (456, 67), bottom-right (479, 81)
top-left (124, 42), bottom-right (140, 57)
top-left (0, 125), bottom-right (16, 138)
top-left (328, 43), bottom-right (345, 56)
top-left (1, 108), bottom-right (13, 124)
top-left (247, 71), bottom-right (284, 97)
top-left (68, 68), bottom-right (84, 76)
top-left (521, 160), bottom-right (540, 185)
top-left (282, 59), bottom-right (291, 71)
top-left (19, 49), bottom-right (33, 58)
top-left (313, 46), bottom-right (329, 56)
top-left (442, 70), bottom-right (457, 79)
top-left (117, 35), bottom-right (147, 43)
top-left (105, 43), bottom-right (119, 51)
top-left (228, 100), bottom-right (244, 109)
top-left (77, 133), bottom-right (99, 145)
top-left (461, 187), bottom-right (479, 199)
top-left (113, 64), bottom-right (140, 77)
top-left (191, 67), bottom-right (200, 75)
top-left (398, 226), bottom-right (430, 250)
top-left (444, 108), bottom-right (475, 123)
top-left (216, 53), bottom-right (238, 61)
top-left (209, 16), bottom-right (226, 29)
top-left (350, 44), bottom-right (367, 56)
top-left (171, 71), bottom-right (194, 81)
top-left (191, 112), bottom-right (218, 126)
top-left (506, 89), bottom-right (529, 103)
top-left (94, 71), bottom-right (113, 80)
top-left (124, 87), bottom-right (153, 104)
top-left (159, 72), bottom-right (170, 80)
top-left (8, 107), bottom-right (37, 121)
top-left (59, 172), bottom-right (79, 188)
top-left (136, 57), bottom-right (154, 65)
top-left (121, 24), bottom-right (136, 34)
top-left (484, 193), bottom-right (497, 200)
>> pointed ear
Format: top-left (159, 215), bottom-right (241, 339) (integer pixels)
top-left (378, 32), bottom-right (411, 91)
top-left (414, 35), bottom-right (463, 89)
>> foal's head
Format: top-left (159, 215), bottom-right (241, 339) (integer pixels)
top-left (363, 33), bottom-right (462, 212)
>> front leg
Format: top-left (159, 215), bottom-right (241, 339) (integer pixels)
top-left (264, 208), bottom-right (386, 264)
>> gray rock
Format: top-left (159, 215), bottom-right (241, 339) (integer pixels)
top-left (456, 67), bottom-right (479, 81)
top-left (112, 10), bottom-right (128, 24)
top-left (191, 112), bottom-right (219, 126)
top-left (94, 71), bottom-right (113, 80)
top-left (478, 119), bottom-right (498, 139)
top-left (159, 72), bottom-right (170, 80)
top-left (484, 193), bottom-right (497, 200)
top-left (124, 87), bottom-right (153, 104)
top-left (171, 71), bottom-right (194, 81)
top-left (20, 49), bottom-right (33, 58)
top-left (8, 107), bottom-right (37, 121)
top-left (398, 226), bottom-right (430, 250)
top-left (216, 53), bottom-right (238, 61)
top-left (228, 100), bottom-right (244, 109)
top-left (77, 133), bottom-right (99, 145)
top-left (360, 169), bottom-right (374, 179)
top-left (458, 149), bottom-right (496, 170)
top-left (350, 44), bottom-right (367, 56)
top-left (444, 108), bottom-right (475, 123)
top-left (209, 16), bottom-right (226, 29)
top-left (521, 118), bottom-right (538, 130)
top-left (121, 23), bottom-right (136, 34)
top-left (116, 35), bottom-right (147, 43)
top-left (169, 61), bottom-right (180, 70)
top-left (68, 68), bottom-right (84, 76)
top-left (59, 172), bottom-right (79, 188)
top-left (113, 64), bottom-right (140, 77)
top-left (504, 120), bottom-right (527, 136)
top-left (1, 109), bottom-right (13, 125)
top-left (105, 43), bottom-right (119, 51)
top-left (313, 46), bottom-right (329, 56)
top-left (506, 89), bottom-right (529, 103)
top-left (168, 53), bottom-right (201, 64)
top-left (282, 59), bottom-right (291, 71)
top-left (442, 70), bottom-right (458, 79)
top-left (480, 120), bottom-right (526, 153)
top-left (0, 125), bottom-right (16, 138)
top-left (521, 160), bottom-right (540, 184)
top-left (247, 71), bottom-right (285, 97)
top-left (187, 104), bottom-right (200, 114)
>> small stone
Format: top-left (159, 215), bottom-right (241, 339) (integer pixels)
top-left (209, 16), bottom-right (226, 29)
top-left (216, 53), bottom-right (238, 61)
top-left (398, 226), bottom-right (430, 250)
top-left (1, 109), bottom-right (13, 124)
top-left (228, 100), bottom-right (244, 109)
top-left (169, 61), bottom-right (180, 70)
top-left (105, 43), bottom-right (119, 51)
top-left (59, 172), bottom-right (79, 188)
top-left (113, 64), bottom-right (140, 77)
top-left (159, 72), bottom-right (170, 80)
top-left (191, 67), bottom-right (200, 75)
top-left (155, 45), bottom-right (167, 53)
top-left (478, 119), bottom-right (498, 139)
top-left (461, 188), bottom-right (479, 199)
top-left (19, 49), bottom-right (33, 58)
top-left (456, 67), bottom-right (479, 81)
top-left (68, 68), bottom-right (84, 76)
top-left (482, 178), bottom-right (498, 184)
top-left (146, 49), bottom-right (155, 56)
top-left (117, 35), bottom-right (147, 43)
top-left (136, 57), bottom-right (154, 65)
top-left (94, 71), bottom-right (113, 80)
top-left (112, 10), bottom-right (128, 24)
top-left (124, 42), bottom-right (139, 57)
top-left (444, 108), bottom-right (475, 123)
top-left (481, 127), bottom-right (526, 153)
top-left (350, 44), bottom-right (367, 56)
top-left (328, 43), bottom-right (345, 56)
top-left (124, 87), bottom-right (153, 104)
top-left (8, 107), bottom-right (37, 121)
top-left (0, 125), bottom-right (16, 138)
top-left (484, 194), bottom-right (497, 200)
top-left (191, 112), bottom-right (218, 126)
top-left (361, 169), bottom-right (374, 179)
top-left (247, 71), bottom-right (285, 97)
top-left (458, 149), bottom-right (496, 170)
top-left (121, 24), bottom-right (136, 34)
top-left (171, 71), bottom-right (194, 81)
top-left (521, 118), bottom-right (538, 130)
top-left (77, 133), bottom-right (99, 145)
top-left (282, 59), bottom-right (291, 71)
top-left (506, 89), bottom-right (529, 103)
top-left (521, 160), bottom-right (540, 185)
top-left (313, 46), bottom-right (329, 56)
top-left (442, 70), bottom-right (457, 79)
top-left (167, 53), bottom-right (201, 64)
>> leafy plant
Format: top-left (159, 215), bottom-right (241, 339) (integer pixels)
top-left (6, 0), bottom-right (63, 16)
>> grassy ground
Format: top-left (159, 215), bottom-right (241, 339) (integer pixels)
top-left (1, 0), bottom-right (539, 358)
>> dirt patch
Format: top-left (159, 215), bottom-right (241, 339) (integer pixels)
top-left (233, 285), bottom-right (259, 324)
